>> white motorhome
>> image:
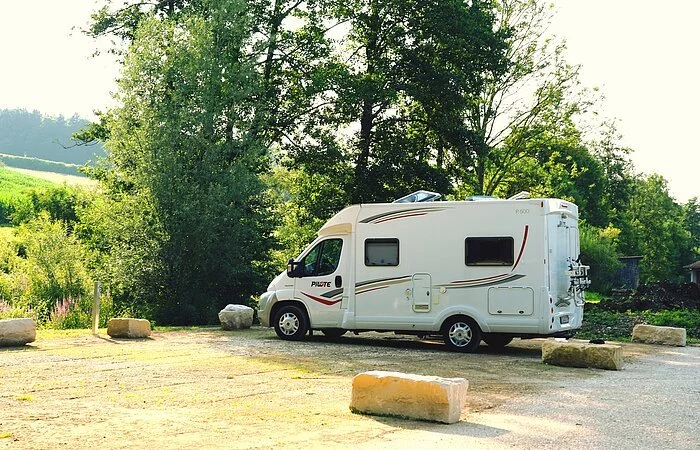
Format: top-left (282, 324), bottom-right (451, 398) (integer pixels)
top-left (258, 195), bottom-right (590, 352)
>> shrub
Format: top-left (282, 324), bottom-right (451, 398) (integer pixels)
top-left (0, 298), bottom-right (35, 320)
top-left (579, 223), bottom-right (622, 293)
top-left (3, 213), bottom-right (93, 324)
top-left (644, 309), bottom-right (700, 339)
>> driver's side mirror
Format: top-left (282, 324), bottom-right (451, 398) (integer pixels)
top-left (287, 259), bottom-right (303, 278)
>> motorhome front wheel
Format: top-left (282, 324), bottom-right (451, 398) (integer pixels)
top-left (273, 305), bottom-right (309, 341)
top-left (443, 317), bottom-right (482, 352)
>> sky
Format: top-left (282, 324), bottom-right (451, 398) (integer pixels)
top-left (0, 0), bottom-right (697, 203)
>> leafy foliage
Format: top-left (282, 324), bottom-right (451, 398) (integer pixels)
top-left (0, 213), bottom-right (92, 323)
top-left (0, 167), bottom-right (55, 225)
top-left (620, 175), bottom-right (693, 282)
top-left (579, 223), bottom-right (622, 293)
top-left (59, 0), bottom-right (696, 327)
top-left (86, 0), bottom-right (276, 324)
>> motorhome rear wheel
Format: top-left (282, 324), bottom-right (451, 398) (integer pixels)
top-left (442, 316), bottom-right (482, 352)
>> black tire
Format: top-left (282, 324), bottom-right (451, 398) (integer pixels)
top-left (321, 328), bottom-right (347, 339)
top-left (442, 316), bottom-right (481, 352)
top-left (482, 334), bottom-right (513, 348)
top-left (273, 305), bottom-right (309, 341)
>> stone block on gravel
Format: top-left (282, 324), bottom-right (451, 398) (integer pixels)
top-left (107, 318), bottom-right (152, 338)
top-left (218, 304), bottom-right (254, 330)
top-left (632, 324), bottom-right (686, 347)
top-left (0, 318), bottom-right (36, 347)
top-left (350, 370), bottom-right (468, 424)
top-left (542, 339), bottom-right (623, 370)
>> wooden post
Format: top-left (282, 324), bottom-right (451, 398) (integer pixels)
top-left (92, 281), bottom-right (101, 335)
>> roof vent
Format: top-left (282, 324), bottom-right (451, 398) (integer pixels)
top-left (508, 191), bottom-right (530, 200)
top-left (465, 195), bottom-right (498, 201)
top-left (393, 190), bottom-right (442, 203)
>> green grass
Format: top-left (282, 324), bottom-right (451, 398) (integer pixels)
top-left (0, 165), bottom-right (56, 192)
top-left (583, 291), bottom-right (608, 303)
top-left (0, 166), bottom-right (57, 224)
top-left (36, 328), bottom-right (107, 339)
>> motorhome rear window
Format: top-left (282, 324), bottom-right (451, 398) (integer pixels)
top-left (365, 239), bottom-right (399, 266)
top-left (465, 237), bottom-right (514, 266)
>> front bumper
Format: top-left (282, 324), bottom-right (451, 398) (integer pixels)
top-left (257, 291), bottom-right (277, 327)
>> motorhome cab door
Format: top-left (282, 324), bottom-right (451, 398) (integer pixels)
top-left (292, 236), bottom-right (349, 327)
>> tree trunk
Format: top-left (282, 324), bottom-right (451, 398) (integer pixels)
top-left (352, 2), bottom-right (379, 204)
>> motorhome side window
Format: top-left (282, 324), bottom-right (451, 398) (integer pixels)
top-left (365, 238), bottom-right (399, 266)
top-left (302, 239), bottom-right (343, 276)
top-left (465, 237), bottom-right (514, 266)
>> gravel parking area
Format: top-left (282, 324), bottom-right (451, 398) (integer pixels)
top-left (1, 328), bottom-right (697, 449)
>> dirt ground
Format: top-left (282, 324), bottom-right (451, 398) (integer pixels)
top-left (0, 328), bottom-right (662, 449)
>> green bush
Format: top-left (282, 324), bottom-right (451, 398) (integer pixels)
top-left (9, 185), bottom-right (84, 227)
top-left (44, 294), bottom-right (114, 330)
top-left (644, 309), bottom-right (700, 338)
top-left (579, 223), bottom-right (622, 293)
top-left (0, 213), bottom-right (94, 325)
top-left (0, 298), bottom-right (35, 320)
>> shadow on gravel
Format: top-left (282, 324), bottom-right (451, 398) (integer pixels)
top-left (357, 412), bottom-right (509, 437)
top-left (293, 333), bottom-right (543, 359)
top-left (0, 344), bottom-right (39, 353)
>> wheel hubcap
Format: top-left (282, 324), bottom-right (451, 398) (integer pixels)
top-left (279, 312), bottom-right (299, 336)
top-left (448, 322), bottom-right (472, 347)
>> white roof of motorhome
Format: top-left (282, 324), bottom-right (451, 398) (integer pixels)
top-left (317, 198), bottom-right (578, 237)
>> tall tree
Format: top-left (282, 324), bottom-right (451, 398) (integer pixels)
top-left (445, 0), bottom-right (589, 197)
top-left (621, 174), bottom-right (691, 282)
top-left (85, 0), bottom-right (276, 323)
top-left (285, 0), bottom-right (507, 205)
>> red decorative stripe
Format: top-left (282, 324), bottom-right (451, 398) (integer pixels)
top-left (513, 225), bottom-right (529, 270)
top-left (301, 292), bottom-right (342, 306)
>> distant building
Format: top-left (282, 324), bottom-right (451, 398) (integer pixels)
top-left (684, 261), bottom-right (700, 285)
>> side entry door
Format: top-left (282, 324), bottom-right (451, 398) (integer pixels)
top-left (411, 273), bottom-right (432, 312)
top-left (294, 237), bottom-right (347, 326)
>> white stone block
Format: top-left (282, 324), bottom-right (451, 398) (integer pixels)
top-left (0, 318), bottom-right (36, 347)
top-left (350, 371), bottom-right (468, 424)
top-left (632, 324), bottom-right (686, 346)
top-left (542, 339), bottom-right (623, 370)
top-left (218, 304), bottom-right (254, 330)
top-left (107, 318), bottom-right (152, 338)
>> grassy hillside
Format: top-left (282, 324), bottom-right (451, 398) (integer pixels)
top-left (5, 167), bottom-right (97, 187)
top-left (0, 166), bottom-right (85, 225)
top-left (0, 153), bottom-right (83, 176)
top-left (0, 165), bottom-right (56, 192)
